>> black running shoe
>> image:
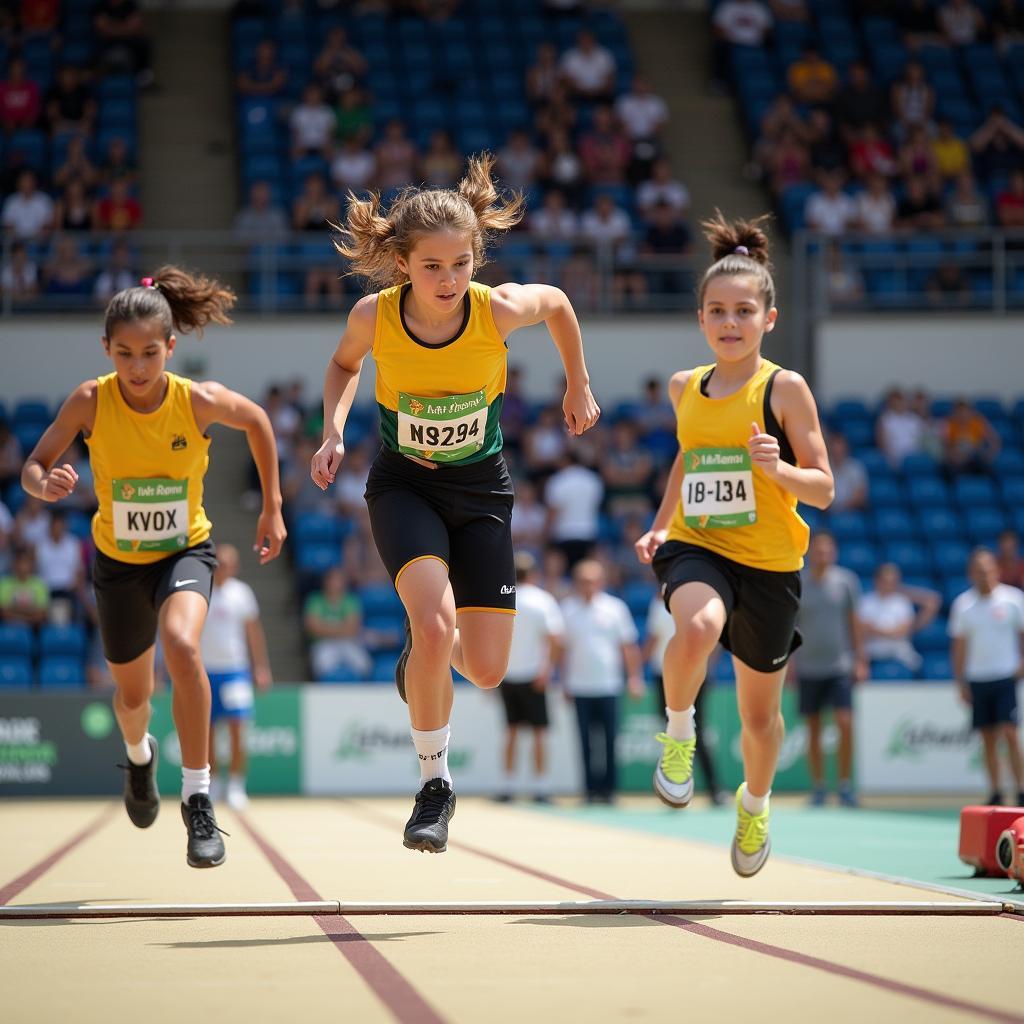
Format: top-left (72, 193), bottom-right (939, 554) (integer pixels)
top-left (117, 736), bottom-right (159, 829)
top-left (403, 778), bottom-right (456, 853)
top-left (394, 617), bottom-right (411, 704)
top-left (180, 793), bottom-right (228, 868)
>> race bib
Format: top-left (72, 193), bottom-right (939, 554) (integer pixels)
top-left (681, 447), bottom-right (757, 528)
top-left (397, 390), bottom-right (488, 463)
top-left (112, 478), bottom-right (189, 552)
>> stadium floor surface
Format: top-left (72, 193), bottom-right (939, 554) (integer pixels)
top-left (2, 797), bottom-right (1022, 1024)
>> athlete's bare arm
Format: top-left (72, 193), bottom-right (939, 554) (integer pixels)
top-left (490, 283), bottom-right (600, 436)
top-left (192, 380), bottom-right (286, 564)
top-left (20, 381), bottom-right (98, 502)
top-left (758, 370), bottom-right (834, 510)
top-left (311, 293), bottom-right (377, 489)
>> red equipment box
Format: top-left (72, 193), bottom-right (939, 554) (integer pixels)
top-left (959, 806), bottom-right (1024, 876)
top-left (996, 815), bottom-right (1024, 885)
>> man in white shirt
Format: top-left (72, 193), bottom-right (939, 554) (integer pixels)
top-left (949, 548), bottom-right (1024, 806)
top-left (1, 169), bottom-right (54, 241)
top-left (858, 562), bottom-right (940, 672)
top-left (805, 171), bottom-right (858, 236)
top-left (34, 508), bottom-right (82, 607)
top-left (200, 543), bottom-right (273, 809)
top-left (496, 552), bottom-right (564, 802)
top-left (560, 560), bottom-right (643, 802)
top-left (560, 29), bottom-right (616, 100)
top-left (289, 82), bottom-right (335, 159)
top-left (615, 77), bottom-right (669, 143)
top-left (579, 192), bottom-right (632, 251)
top-left (636, 158), bottom-right (691, 222)
top-left (544, 450), bottom-right (604, 568)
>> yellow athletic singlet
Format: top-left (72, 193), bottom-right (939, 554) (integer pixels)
top-left (666, 359), bottom-right (808, 572)
top-left (86, 372), bottom-right (212, 564)
top-left (373, 281), bottom-right (507, 465)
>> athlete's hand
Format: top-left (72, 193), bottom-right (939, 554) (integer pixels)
top-left (39, 464), bottom-right (78, 502)
top-left (311, 434), bottom-right (345, 490)
top-left (634, 528), bottom-right (667, 564)
top-left (254, 506), bottom-right (287, 565)
top-left (563, 382), bottom-right (600, 436)
top-left (749, 421), bottom-right (780, 476)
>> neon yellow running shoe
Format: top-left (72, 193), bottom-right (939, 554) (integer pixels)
top-left (653, 733), bottom-right (696, 808)
top-left (731, 784), bottom-right (771, 877)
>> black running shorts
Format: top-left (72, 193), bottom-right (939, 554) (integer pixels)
top-left (364, 446), bottom-right (516, 612)
top-left (500, 680), bottom-right (549, 727)
top-left (92, 540), bottom-right (217, 664)
top-left (651, 540), bottom-right (801, 673)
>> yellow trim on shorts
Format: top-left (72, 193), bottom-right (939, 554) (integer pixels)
top-left (394, 554), bottom-right (449, 588)
top-left (456, 606), bottom-right (517, 615)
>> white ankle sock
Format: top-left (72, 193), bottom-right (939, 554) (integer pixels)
top-left (181, 765), bottom-right (211, 803)
top-left (125, 734), bottom-right (153, 766)
top-left (411, 724), bottom-right (451, 786)
top-left (741, 783), bottom-right (770, 815)
top-left (666, 706), bottom-right (695, 741)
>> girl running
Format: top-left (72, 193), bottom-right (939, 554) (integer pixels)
top-left (311, 154), bottom-right (600, 853)
top-left (21, 267), bottom-right (286, 868)
top-left (634, 214), bottom-right (833, 876)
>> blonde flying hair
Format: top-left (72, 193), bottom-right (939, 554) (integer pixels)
top-left (335, 153), bottom-right (525, 289)
top-left (699, 211), bottom-right (776, 309)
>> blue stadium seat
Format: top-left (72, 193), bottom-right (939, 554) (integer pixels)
top-left (943, 577), bottom-right (970, 608)
top-left (920, 652), bottom-right (952, 680)
top-left (38, 656), bottom-right (85, 688)
top-left (931, 540), bottom-right (971, 579)
top-left (858, 449), bottom-right (893, 478)
top-left (359, 583), bottom-right (404, 618)
top-left (837, 539), bottom-right (878, 577)
top-left (881, 540), bottom-right (931, 576)
top-left (829, 510), bottom-right (869, 541)
top-left (868, 478), bottom-right (905, 508)
top-left (964, 507), bottom-right (1007, 544)
top-left (918, 506), bottom-right (963, 540)
top-left (871, 659), bottom-right (917, 682)
top-left (953, 476), bottom-right (998, 507)
top-left (292, 512), bottom-right (345, 545)
top-left (38, 624), bottom-right (86, 658)
top-left (914, 619), bottom-right (949, 654)
top-left (999, 476), bottom-right (1024, 507)
top-left (0, 656), bottom-right (32, 688)
top-left (907, 477), bottom-right (951, 508)
top-left (294, 542), bottom-right (341, 577)
top-left (872, 507), bottom-right (916, 540)
top-left (363, 614), bottom-right (404, 652)
top-left (0, 623), bottom-right (34, 657)
top-left (371, 651), bottom-right (397, 682)
top-left (714, 656), bottom-right (736, 683)
top-left (901, 452), bottom-right (940, 477)
top-left (318, 663), bottom-right (366, 684)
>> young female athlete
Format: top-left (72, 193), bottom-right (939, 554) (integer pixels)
top-left (311, 154), bottom-right (600, 853)
top-left (634, 214), bottom-right (833, 877)
top-left (21, 267), bottom-right (286, 868)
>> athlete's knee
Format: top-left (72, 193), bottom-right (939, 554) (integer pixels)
top-left (742, 706), bottom-right (784, 740)
top-left (461, 653), bottom-right (507, 689)
top-left (114, 688), bottom-right (149, 714)
top-left (409, 610), bottom-right (456, 660)
top-left (162, 628), bottom-right (203, 675)
top-left (675, 613), bottom-right (721, 659)
top-left (835, 709), bottom-right (853, 730)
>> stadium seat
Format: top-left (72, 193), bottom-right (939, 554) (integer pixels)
top-left (38, 656), bottom-right (85, 688)
top-left (0, 623), bottom-right (34, 658)
top-left (920, 652), bottom-right (953, 681)
top-left (0, 656), bottom-right (32, 688)
top-left (867, 478), bottom-right (905, 508)
top-left (963, 507), bottom-right (1007, 544)
top-left (914, 619), bottom-right (949, 654)
top-left (881, 541), bottom-right (931, 576)
top-left (359, 583), bottom-right (404, 618)
top-left (38, 624), bottom-right (86, 658)
top-left (953, 476), bottom-right (998, 507)
top-left (317, 663), bottom-right (366, 684)
top-left (294, 541), bottom-right (342, 577)
top-left (917, 506), bottom-right (963, 540)
top-left (829, 510), bottom-right (869, 541)
top-left (872, 507), bottom-right (916, 540)
top-left (907, 477), bottom-right (952, 508)
top-left (837, 539), bottom-right (878, 577)
top-left (931, 540), bottom-right (971, 579)
top-left (871, 659), bottom-right (917, 682)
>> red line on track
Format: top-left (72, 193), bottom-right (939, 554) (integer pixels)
top-left (344, 801), bottom-right (1024, 1024)
top-left (237, 812), bottom-right (446, 1024)
top-left (0, 804), bottom-right (116, 906)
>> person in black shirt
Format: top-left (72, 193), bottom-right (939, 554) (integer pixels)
top-left (896, 175), bottom-right (947, 230)
top-left (45, 66), bottom-right (97, 136)
top-left (93, 0), bottom-right (153, 84)
top-left (834, 61), bottom-right (888, 141)
top-left (642, 201), bottom-right (691, 302)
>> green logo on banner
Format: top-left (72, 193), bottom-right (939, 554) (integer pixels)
top-left (885, 717), bottom-right (972, 760)
top-left (81, 702), bottom-right (114, 739)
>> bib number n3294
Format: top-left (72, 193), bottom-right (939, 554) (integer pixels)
top-left (681, 447), bottom-right (757, 528)
top-left (397, 390), bottom-right (488, 463)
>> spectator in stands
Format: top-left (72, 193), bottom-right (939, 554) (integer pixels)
top-left (579, 104), bottom-right (632, 186)
top-left (992, 0), bottom-right (1024, 54)
top-left (313, 26), bottom-right (367, 101)
top-left (896, 175), bottom-right (946, 230)
top-left (823, 241), bottom-right (864, 308)
top-left (526, 42), bottom-right (562, 107)
top-left (44, 65), bottom-right (96, 137)
top-left (849, 124), bottom-right (898, 181)
top-left (641, 199), bottom-right (691, 299)
top-left (796, 531), bottom-right (867, 807)
top-left (636, 377), bottom-right (676, 437)
top-left (949, 547), bottom-right (1024, 807)
top-left (0, 240), bottom-right (40, 304)
top-left (13, 496), bottom-right (50, 550)
top-left (854, 174), bottom-right (897, 234)
top-left (545, 449), bottom-right (604, 568)
top-left (876, 387), bottom-right (926, 468)
top-left (497, 130), bottom-right (541, 191)
top-left (560, 29), bottom-right (616, 102)
top-left (0, 545), bottom-right (49, 627)
top-left (926, 262), bottom-right (972, 309)
top-left (53, 135), bottom-right (99, 193)
top-left (43, 235), bottom-right (93, 298)
top-left (615, 75), bottom-right (669, 148)
top-left (333, 441), bottom-right (372, 523)
top-left (0, 56), bottom-right (41, 132)
top-left (289, 83), bottom-right (335, 161)
top-left (54, 180), bottom-right (93, 233)
top-left (940, 398), bottom-right (1000, 475)
top-left (236, 38), bottom-right (288, 98)
top-left (946, 170), bottom-right (990, 228)
top-left (303, 566), bottom-right (371, 681)
top-left (970, 105), bottom-right (1024, 179)
top-left (997, 530), bottom-right (1024, 588)
top-left (34, 507), bottom-right (82, 616)
top-left (898, 0), bottom-right (942, 49)
top-left (263, 383), bottom-right (301, 463)
top-left (535, 81), bottom-right (579, 145)
top-left (580, 191), bottom-right (632, 261)
top-left (99, 136), bottom-right (137, 189)
top-left (0, 420), bottom-right (23, 491)
top-left (94, 0), bottom-right (154, 85)
top-left (281, 435), bottom-right (334, 517)
top-left (330, 135), bottom-right (376, 193)
top-left (827, 431), bottom-right (868, 513)
top-left (419, 130), bottom-right (462, 188)
top-left (538, 128), bottom-right (584, 206)
top-left (938, 0), bottom-right (984, 46)
top-left (2, 168), bottom-right (53, 240)
top-left (20, 0), bottom-right (60, 35)
top-left (291, 173), bottom-right (342, 306)
top-left (787, 45), bottom-right (838, 108)
top-left (636, 157), bottom-right (690, 222)
top-left (890, 61), bottom-right (935, 139)
top-left (333, 87), bottom-right (372, 146)
top-left (834, 60), bottom-right (888, 140)
top-left (373, 118), bottom-right (418, 191)
top-left (805, 170), bottom-right (857, 236)
top-left (510, 479), bottom-right (548, 555)
top-left (93, 238), bottom-right (138, 304)
top-left (93, 177), bottom-right (143, 231)
top-left (523, 405), bottom-right (568, 484)
top-left (233, 180), bottom-right (289, 246)
top-left (899, 125), bottom-right (940, 187)
top-left (529, 188), bottom-right (578, 241)
top-left (996, 169), bottom-right (1024, 229)
top-left (931, 118), bottom-right (971, 181)
top-left (806, 108), bottom-right (846, 173)
top-left (560, 558), bottom-right (643, 803)
top-left (712, 0), bottom-right (773, 86)
top-left (601, 420), bottom-right (654, 519)
top-left (767, 128), bottom-right (811, 196)
top-left (859, 562), bottom-right (940, 673)
top-left (754, 95), bottom-right (806, 172)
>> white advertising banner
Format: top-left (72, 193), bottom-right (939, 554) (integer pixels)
top-left (302, 684), bottom-right (583, 795)
top-left (855, 682), bottom-right (1024, 794)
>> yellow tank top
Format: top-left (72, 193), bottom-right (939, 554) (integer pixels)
top-left (666, 359), bottom-right (808, 572)
top-left (86, 372), bottom-right (212, 564)
top-left (373, 281), bottom-right (507, 465)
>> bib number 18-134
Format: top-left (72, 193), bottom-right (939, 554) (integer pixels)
top-left (681, 447), bottom-right (757, 529)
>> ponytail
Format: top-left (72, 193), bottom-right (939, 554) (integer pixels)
top-left (698, 210), bottom-right (776, 308)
